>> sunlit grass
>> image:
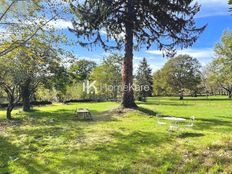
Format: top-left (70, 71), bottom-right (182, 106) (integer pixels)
top-left (0, 97), bottom-right (231, 173)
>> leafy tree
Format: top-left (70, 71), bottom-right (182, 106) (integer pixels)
top-left (90, 54), bottom-right (123, 100)
top-left (153, 70), bottom-right (172, 96)
top-left (0, 57), bottom-right (21, 119)
top-left (206, 31), bottom-right (232, 98)
top-left (0, 0), bottom-right (69, 57)
top-left (155, 55), bottom-right (202, 100)
top-left (69, 60), bottom-right (97, 81)
top-left (69, 0), bottom-right (206, 108)
top-left (0, 38), bottom-right (67, 112)
top-left (135, 58), bottom-right (153, 101)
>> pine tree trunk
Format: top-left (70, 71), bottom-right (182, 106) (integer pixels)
top-left (22, 87), bottom-right (31, 112)
top-left (121, 0), bottom-right (137, 108)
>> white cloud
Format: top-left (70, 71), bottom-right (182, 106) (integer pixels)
top-left (146, 48), bottom-right (214, 59)
top-left (48, 19), bottom-right (73, 30)
top-left (196, 0), bottom-right (228, 6)
top-left (194, 0), bottom-right (230, 18)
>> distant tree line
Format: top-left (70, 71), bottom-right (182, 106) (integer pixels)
top-left (1, 30), bottom-right (232, 120)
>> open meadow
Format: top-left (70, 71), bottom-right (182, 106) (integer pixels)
top-left (0, 96), bottom-right (231, 174)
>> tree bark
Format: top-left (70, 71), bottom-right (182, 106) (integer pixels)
top-left (6, 106), bottom-right (12, 120)
top-left (229, 91), bottom-right (232, 99)
top-left (121, 0), bottom-right (137, 108)
top-left (22, 86), bottom-right (31, 112)
top-left (179, 90), bottom-right (184, 100)
top-left (6, 101), bottom-right (14, 120)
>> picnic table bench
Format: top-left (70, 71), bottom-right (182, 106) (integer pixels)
top-left (75, 108), bottom-right (93, 120)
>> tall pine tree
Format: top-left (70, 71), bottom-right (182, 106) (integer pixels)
top-left (69, 0), bottom-right (206, 108)
top-left (136, 58), bottom-right (153, 102)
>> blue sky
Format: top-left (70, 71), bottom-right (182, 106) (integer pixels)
top-left (57, 0), bottom-right (231, 72)
top-left (2, 0), bottom-right (232, 72)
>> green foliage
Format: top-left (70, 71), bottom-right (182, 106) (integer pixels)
top-left (69, 59), bottom-right (97, 81)
top-left (206, 31), bottom-right (232, 98)
top-left (0, 37), bottom-right (69, 116)
top-left (69, 0), bottom-right (205, 107)
top-left (135, 58), bottom-right (153, 101)
top-left (0, 54), bottom-right (22, 118)
top-left (69, 0), bottom-right (206, 55)
top-left (90, 54), bottom-right (123, 100)
top-left (153, 55), bottom-right (202, 98)
top-left (153, 70), bottom-right (171, 96)
top-left (0, 0), bottom-right (69, 57)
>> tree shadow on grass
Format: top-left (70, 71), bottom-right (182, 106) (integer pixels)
top-left (44, 130), bottom-right (171, 173)
top-left (15, 108), bottom-right (119, 127)
top-left (178, 132), bottom-right (205, 138)
top-left (0, 136), bottom-right (57, 174)
top-left (138, 101), bottom-right (193, 106)
top-left (0, 136), bottom-right (19, 174)
top-left (137, 107), bottom-right (158, 117)
top-left (193, 117), bottom-right (232, 132)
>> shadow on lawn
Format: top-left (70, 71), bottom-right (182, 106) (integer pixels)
top-left (46, 130), bottom-right (170, 173)
top-left (165, 97), bottom-right (232, 101)
top-left (0, 136), bottom-right (57, 174)
top-left (138, 101), bottom-right (193, 106)
top-left (178, 132), bottom-right (205, 138)
top-left (137, 107), bottom-right (158, 116)
top-left (17, 108), bottom-right (119, 126)
top-left (194, 117), bottom-right (232, 132)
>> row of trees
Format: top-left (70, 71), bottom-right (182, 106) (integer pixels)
top-left (0, 47), bottom-right (153, 119)
top-left (153, 31), bottom-right (232, 100)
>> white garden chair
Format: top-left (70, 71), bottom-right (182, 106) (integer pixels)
top-left (185, 116), bottom-right (195, 127)
top-left (156, 114), bottom-right (167, 125)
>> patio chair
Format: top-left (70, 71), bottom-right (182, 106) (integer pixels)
top-left (156, 114), bottom-right (166, 125)
top-left (168, 120), bottom-right (179, 132)
top-left (185, 116), bottom-right (195, 127)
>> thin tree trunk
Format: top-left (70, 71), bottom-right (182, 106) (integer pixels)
top-left (121, 1), bottom-right (137, 108)
top-left (179, 89), bottom-right (184, 100)
top-left (6, 107), bottom-right (12, 120)
top-left (22, 87), bottom-right (31, 112)
top-left (229, 91), bottom-right (232, 99)
top-left (6, 103), bottom-right (13, 120)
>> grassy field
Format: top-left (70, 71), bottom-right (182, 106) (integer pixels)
top-left (0, 96), bottom-right (231, 174)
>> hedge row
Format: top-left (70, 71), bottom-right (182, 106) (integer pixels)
top-left (0, 101), bottom-right (52, 108)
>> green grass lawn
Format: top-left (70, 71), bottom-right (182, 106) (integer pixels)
top-left (0, 97), bottom-right (231, 174)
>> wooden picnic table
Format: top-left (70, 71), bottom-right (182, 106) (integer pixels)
top-left (75, 108), bottom-right (93, 120)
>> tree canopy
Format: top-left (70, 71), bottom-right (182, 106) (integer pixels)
top-left (69, 0), bottom-right (206, 108)
top-left (153, 54), bottom-right (202, 99)
top-left (135, 58), bottom-right (153, 101)
top-left (206, 31), bottom-right (232, 98)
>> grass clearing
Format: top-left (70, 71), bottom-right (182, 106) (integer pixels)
top-left (0, 97), bottom-right (232, 173)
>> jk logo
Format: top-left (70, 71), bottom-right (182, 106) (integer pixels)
top-left (83, 80), bottom-right (98, 94)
